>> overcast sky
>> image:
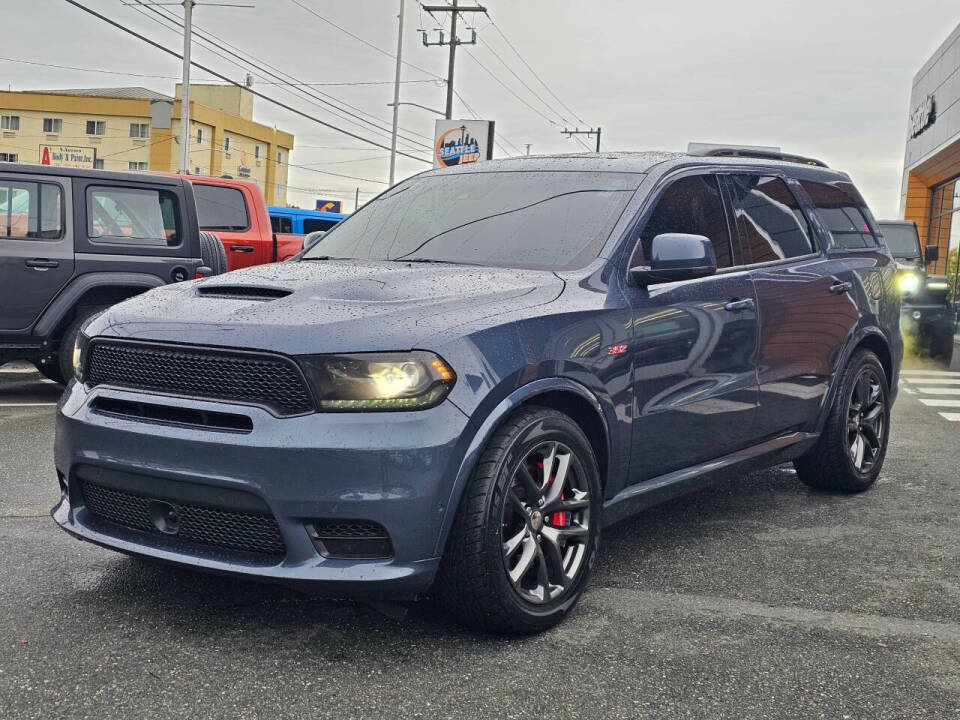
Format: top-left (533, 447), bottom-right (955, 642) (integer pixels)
top-left (6, 0), bottom-right (960, 215)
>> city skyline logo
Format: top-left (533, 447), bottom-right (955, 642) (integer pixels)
top-left (435, 125), bottom-right (481, 168)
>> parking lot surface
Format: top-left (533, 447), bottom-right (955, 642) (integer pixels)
top-left (1, 360), bottom-right (959, 719)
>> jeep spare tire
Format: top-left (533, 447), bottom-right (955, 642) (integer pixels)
top-left (199, 231), bottom-right (228, 275)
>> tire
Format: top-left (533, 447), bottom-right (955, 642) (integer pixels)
top-left (932, 325), bottom-right (955, 365)
top-left (794, 350), bottom-right (890, 493)
top-left (434, 406), bottom-right (602, 634)
top-left (55, 307), bottom-right (107, 384)
top-left (199, 231), bottom-right (228, 275)
top-left (35, 360), bottom-right (66, 385)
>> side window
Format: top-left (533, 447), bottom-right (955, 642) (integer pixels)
top-left (87, 186), bottom-right (180, 246)
top-left (271, 215), bottom-right (292, 233)
top-left (799, 180), bottom-right (876, 249)
top-left (637, 174), bottom-right (734, 268)
top-left (728, 175), bottom-right (814, 263)
top-left (193, 185), bottom-right (250, 231)
top-left (303, 218), bottom-right (338, 233)
top-left (0, 180), bottom-right (63, 240)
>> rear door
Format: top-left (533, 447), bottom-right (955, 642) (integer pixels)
top-left (623, 171), bottom-right (761, 481)
top-left (192, 182), bottom-right (264, 269)
top-left (725, 173), bottom-right (861, 439)
top-left (0, 173), bottom-right (73, 331)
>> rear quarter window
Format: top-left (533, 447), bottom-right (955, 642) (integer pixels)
top-left (87, 186), bottom-right (180, 246)
top-left (799, 180), bottom-right (877, 250)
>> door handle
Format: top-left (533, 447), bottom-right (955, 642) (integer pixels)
top-left (723, 297), bottom-right (755, 312)
top-left (229, 245), bottom-right (255, 253)
top-left (25, 258), bottom-right (59, 269)
top-left (829, 281), bottom-right (853, 295)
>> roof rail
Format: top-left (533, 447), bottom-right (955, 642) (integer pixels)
top-left (687, 144), bottom-right (828, 168)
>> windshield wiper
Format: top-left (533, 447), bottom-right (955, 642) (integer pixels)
top-left (400, 258), bottom-right (476, 266)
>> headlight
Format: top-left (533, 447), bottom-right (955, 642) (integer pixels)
top-left (897, 272), bottom-right (920, 294)
top-left (927, 281), bottom-right (949, 290)
top-left (72, 332), bottom-right (90, 382)
top-left (298, 351), bottom-right (456, 411)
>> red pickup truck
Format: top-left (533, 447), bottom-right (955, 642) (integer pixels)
top-left (176, 175), bottom-right (302, 271)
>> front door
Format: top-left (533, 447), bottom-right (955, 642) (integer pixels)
top-left (725, 174), bottom-right (861, 439)
top-left (624, 172), bottom-right (760, 482)
top-left (0, 176), bottom-right (73, 331)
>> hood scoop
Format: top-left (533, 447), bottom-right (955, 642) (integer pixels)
top-left (196, 285), bottom-right (292, 301)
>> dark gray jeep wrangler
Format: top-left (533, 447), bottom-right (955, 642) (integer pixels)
top-left (0, 163), bottom-right (224, 382)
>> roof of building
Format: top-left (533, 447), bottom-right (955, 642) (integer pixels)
top-left (20, 87), bottom-right (173, 101)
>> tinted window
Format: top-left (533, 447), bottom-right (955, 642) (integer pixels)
top-left (729, 175), bottom-right (814, 262)
top-left (878, 224), bottom-right (919, 258)
top-left (303, 218), bottom-right (338, 233)
top-left (637, 174), bottom-right (733, 268)
top-left (194, 185), bottom-right (250, 231)
top-left (800, 180), bottom-right (877, 250)
top-left (87, 187), bottom-right (179, 246)
top-left (271, 215), bottom-right (292, 233)
top-left (0, 180), bottom-right (63, 239)
top-left (305, 171), bottom-right (640, 271)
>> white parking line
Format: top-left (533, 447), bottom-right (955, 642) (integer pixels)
top-left (914, 387), bottom-right (960, 395)
top-left (938, 412), bottom-right (960, 422)
top-left (0, 402), bottom-right (57, 407)
top-left (901, 370), bottom-right (960, 377)
top-left (902, 386), bottom-right (916, 394)
top-left (919, 398), bottom-right (960, 407)
top-left (903, 378), bottom-right (960, 384)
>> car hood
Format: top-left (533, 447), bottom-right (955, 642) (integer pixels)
top-left (92, 259), bottom-right (565, 355)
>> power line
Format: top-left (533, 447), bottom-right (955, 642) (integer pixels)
top-left (127, 1), bottom-right (433, 152)
top-left (61, 1), bottom-right (432, 163)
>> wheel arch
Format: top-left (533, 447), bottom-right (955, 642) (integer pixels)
top-left (433, 377), bottom-right (613, 557)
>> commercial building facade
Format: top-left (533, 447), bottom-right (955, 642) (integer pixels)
top-left (901, 23), bottom-right (960, 282)
top-left (0, 84), bottom-right (293, 204)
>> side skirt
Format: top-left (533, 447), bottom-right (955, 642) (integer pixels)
top-left (602, 432), bottom-right (818, 527)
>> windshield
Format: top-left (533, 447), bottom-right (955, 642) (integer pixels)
top-left (302, 170), bottom-right (642, 270)
top-left (880, 223), bottom-right (921, 258)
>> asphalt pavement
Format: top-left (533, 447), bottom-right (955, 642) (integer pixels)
top-left (1, 358), bottom-right (959, 719)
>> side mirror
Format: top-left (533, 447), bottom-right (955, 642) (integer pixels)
top-left (195, 265), bottom-right (213, 279)
top-left (629, 233), bottom-right (717, 286)
top-left (302, 231), bottom-right (326, 253)
top-left (925, 245), bottom-right (939, 264)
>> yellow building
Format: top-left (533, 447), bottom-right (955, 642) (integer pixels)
top-left (0, 84), bottom-right (294, 205)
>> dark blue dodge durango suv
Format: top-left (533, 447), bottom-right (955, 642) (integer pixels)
top-left (54, 149), bottom-right (902, 633)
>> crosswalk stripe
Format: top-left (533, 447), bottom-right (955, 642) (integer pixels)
top-left (902, 386), bottom-right (916, 394)
top-left (904, 378), bottom-right (960, 384)
top-left (901, 370), bottom-right (960, 377)
top-left (0, 402), bottom-right (57, 407)
top-left (915, 387), bottom-right (960, 395)
top-left (938, 412), bottom-right (960, 422)
top-left (919, 398), bottom-right (960, 407)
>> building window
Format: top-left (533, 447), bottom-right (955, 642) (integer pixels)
top-left (0, 153), bottom-right (18, 162)
top-left (129, 122), bottom-right (150, 139)
top-left (224, 136), bottom-right (232, 153)
top-left (127, 161), bottom-right (149, 171)
top-left (196, 128), bottom-right (204, 145)
top-left (254, 145), bottom-right (262, 161)
top-left (85, 120), bottom-right (106, 136)
top-left (1, 115), bottom-right (20, 131)
top-left (276, 150), bottom-right (283, 165)
top-left (93, 159), bottom-right (104, 169)
top-left (194, 166), bottom-right (201, 175)
top-left (42, 118), bottom-right (62, 134)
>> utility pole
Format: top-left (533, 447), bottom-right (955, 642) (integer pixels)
top-left (524, 144), bottom-right (532, 156)
top-left (421, 3), bottom-right (486, 119)
top-left (388, 0), bottom-right (405, 186)
top-left (179, 0), bottom-right (194, 174)
top-left (561, 127), bottom-right (602, 152)
top-left (355, 187), bottom-right (360, 212)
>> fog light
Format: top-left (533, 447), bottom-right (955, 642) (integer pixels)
top-left (912, 310), bottom-right (922, 320)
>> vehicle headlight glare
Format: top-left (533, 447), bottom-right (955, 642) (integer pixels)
top-left (299, 351), bottom-right (456, 411)
top-left (897, 272), bottom-right (920, 294)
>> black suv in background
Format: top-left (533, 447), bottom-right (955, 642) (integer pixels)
top-left (878, 220), bottom-right (956, 363)
top-left (0, 164), bottom-right (224, 382)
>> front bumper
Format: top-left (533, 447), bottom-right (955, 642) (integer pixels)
top-left (52, 380), bottom-right (474, 598)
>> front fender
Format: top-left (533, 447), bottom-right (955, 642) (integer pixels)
top-left (432, 376), bottom-right (611, 557)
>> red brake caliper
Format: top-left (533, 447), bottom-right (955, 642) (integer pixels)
top-left (538, 460), bottom-right (568, 529)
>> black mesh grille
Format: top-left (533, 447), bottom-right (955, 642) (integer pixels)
top-left (311, 520), bottom-right (389, 539)
top-left (86, 340), bottom-right (314, 417)
top-left (79, 479), bottom-right (286, 557)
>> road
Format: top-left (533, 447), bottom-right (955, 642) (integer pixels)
top-left (1, 359), bottom-right (958, 719)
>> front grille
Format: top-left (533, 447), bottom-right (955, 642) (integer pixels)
top-left (86, 340), bottom-right (314, 417)
top-left (79, 479), bottom-right (287, 557)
